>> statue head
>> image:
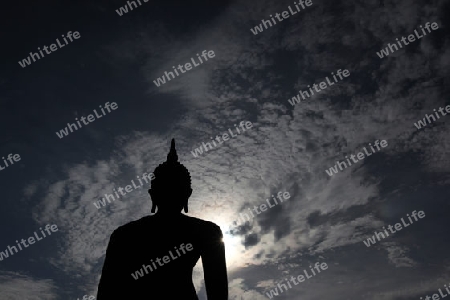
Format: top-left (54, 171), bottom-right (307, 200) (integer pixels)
top-left (148, 139), bottom-right (192, 214)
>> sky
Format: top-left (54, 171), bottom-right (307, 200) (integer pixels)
top-left (1, 0), bottom-right (450, 299)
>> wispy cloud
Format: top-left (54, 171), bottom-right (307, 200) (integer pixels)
top-left (0, 271), bottom-right (58, 300)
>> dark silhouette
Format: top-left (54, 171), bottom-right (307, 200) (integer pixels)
top-left (97, 139), bottom-right (228, 299)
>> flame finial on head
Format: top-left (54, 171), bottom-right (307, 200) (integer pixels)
top-left (167, 138), bottom-right (178, 163)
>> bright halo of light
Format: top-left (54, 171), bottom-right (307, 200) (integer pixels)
top-left (198, 210), bottom-right (245, 269)
top-left (221, 230), bottom-right (242, 268)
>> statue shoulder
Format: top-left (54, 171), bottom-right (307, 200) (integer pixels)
top-left (183, 215), bottom-right (223, 236)
top-left (110, 216), bottom-right (152, 238)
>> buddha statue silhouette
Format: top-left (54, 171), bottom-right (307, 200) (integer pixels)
top-left (97, 139), bottom-right (228, 299)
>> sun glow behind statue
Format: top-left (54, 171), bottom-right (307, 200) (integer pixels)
top-left (206, 214), bottom-right (244, 270)
top-left (222, 230), bottom-right (243, 268)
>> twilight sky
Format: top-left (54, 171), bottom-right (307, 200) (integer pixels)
top-left (1, 0), bottom-right (450, 299)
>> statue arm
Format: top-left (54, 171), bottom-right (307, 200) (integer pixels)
top-left (97, 230), bottom-right (126, 299)
top-left (201, 225), bottom-right (228, 300)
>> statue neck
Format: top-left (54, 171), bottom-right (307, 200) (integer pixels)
top-left (154, 211), bottom-right (184, 218)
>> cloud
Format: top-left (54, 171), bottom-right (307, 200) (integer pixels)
top-left (382, 242), bottom-right (416, 268)
top-left (0, 272), bottom-right (58, 300)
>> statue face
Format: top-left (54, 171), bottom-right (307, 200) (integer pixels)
top-left (148, 186), bottom-right (192, 213)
